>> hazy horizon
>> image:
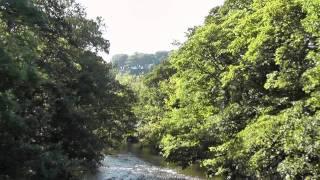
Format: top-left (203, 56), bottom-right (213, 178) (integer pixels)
top-left (76, 0), bottom-right (224, 60)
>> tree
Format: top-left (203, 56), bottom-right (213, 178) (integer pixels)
top-left (111, 54), bottom-right (128, 67)
top-left (112, 51), bottom-right (170, 75)
top-left (134, 0), bottom-right (320, 178)
top-left (0, 0), bottom-right (135, 179)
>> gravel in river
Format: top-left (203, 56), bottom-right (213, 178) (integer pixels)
top-left (85, 153), bottom-right (202, 180)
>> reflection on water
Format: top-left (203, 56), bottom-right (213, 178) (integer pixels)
top-left (84, 143), bottom-right (221, 180)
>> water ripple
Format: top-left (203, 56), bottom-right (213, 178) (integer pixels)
top-left (86, 153), bottom-right (202, 180)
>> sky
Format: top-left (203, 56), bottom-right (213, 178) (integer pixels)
top-left (76, 0), bottom-right (224, 60)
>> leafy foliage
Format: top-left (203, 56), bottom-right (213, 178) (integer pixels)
top-left (0, 0), bottom-right (135, 179)
top-left (134, 0), bottom-right (320, 178)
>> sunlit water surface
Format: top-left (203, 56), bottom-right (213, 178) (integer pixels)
top-left (84, 144), bottom-right (220, 180)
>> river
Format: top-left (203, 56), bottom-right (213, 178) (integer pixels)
top-left (83, 143), bottom-right (220, 180)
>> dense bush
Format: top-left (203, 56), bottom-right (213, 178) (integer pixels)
top-left (0, 0), bottom-right (135, 179)
top-left (134, 0), bottom-right (320, 178)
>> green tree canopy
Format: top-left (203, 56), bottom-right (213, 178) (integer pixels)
top-left (0, 0), bottom-right (135, 179)
top-left (133, 0), bottom-right (320, 178)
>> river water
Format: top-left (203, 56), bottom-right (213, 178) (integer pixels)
top-left (83, 144), bottom-right (218, 180)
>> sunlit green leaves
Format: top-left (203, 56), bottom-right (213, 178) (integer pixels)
top-left (134, 0), bottom-right (320, 178)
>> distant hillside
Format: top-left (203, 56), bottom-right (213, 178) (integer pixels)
top-left (112, 51), bottom-right (170, 75)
